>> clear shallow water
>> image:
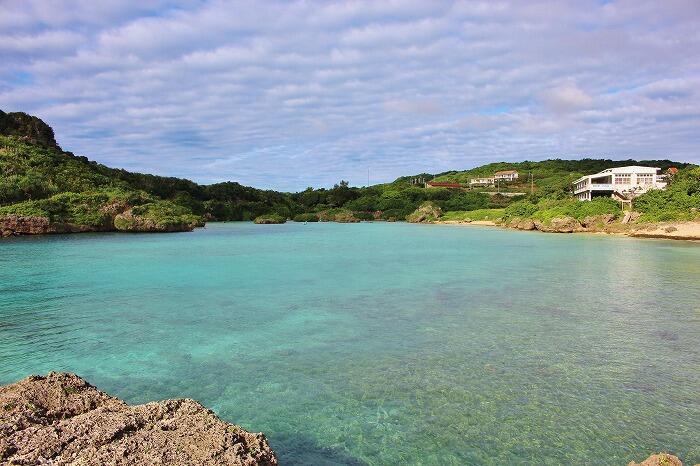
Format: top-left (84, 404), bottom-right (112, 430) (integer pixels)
top-left (1, 222), bottom-right (698, 465)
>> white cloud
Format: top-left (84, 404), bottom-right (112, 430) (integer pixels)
top-left (1, 0), bottom-right (699, 191)
top-left (541, 84), bottom-right (594, 114)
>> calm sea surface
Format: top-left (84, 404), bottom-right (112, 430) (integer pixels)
top-left (1, 222), bottom-right (698, 465)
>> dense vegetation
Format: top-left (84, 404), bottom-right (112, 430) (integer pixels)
top-left (431, 159), bottom-right (687, 196)
top-left (0, 110), bottom-right (60, 151)
top-left (0, 134), bottom-right (299, 222)
top-left (253, 214), bottom-right (286, 224)
top-left (0, 190), bottom-right (144, 228)
top-left (633, 167), bottom-right (700, 221)
top-left (1, 110), bottom-right (697, 231)
top-left (503, 197), bottom-right (622, 223)
top-left (498, 166), bottom-right (700, 224)
top-left (113, 201), bottom-right (203, 231)
top-left (0, 128), bottom-right (513, 223)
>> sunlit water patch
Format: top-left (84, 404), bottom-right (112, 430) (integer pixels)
top-left (1, 222), bottom-right (698, 464)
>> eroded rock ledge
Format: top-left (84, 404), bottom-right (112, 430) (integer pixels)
top-left (0, 372), bottom-right (277, 465)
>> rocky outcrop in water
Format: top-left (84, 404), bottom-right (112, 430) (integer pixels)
top-left (0, 372), bottom-right (277, 465)
top-left (1, 199), bottom-right (202, 237)
top-left (0, 215), bottom-right (111, 237)
top-left (114, 208), bottom-right (199, 232)
top-left (253, 214), bottom-right (286, 224)
top-left (406, 202), bottom-right (443, 223)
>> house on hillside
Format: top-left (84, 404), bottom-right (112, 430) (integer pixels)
top-left (573, 166), bottom-right (667, 201)
top-left (494, 170), bottom-right (519, 181)
top-left (426, 181), bottom-right (463, 189)
top-left (469, 177), bottom-right (494, 187)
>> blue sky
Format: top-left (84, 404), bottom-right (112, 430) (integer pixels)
top-left (1, 0), bottom-right (699, 191)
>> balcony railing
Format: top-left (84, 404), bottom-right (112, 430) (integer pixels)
top-left (574, 183), bottom-right (614, 194)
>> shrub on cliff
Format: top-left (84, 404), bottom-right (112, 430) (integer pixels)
top-left (114, 201), bottom-right (203, 232)
top-left (317, 208), bottom-right (359, 222)
top-left (0, 110), bottom-right (61, 150)
top-left (0, 190), bottom-right (154, 228)
top-left (253, 214), bottom-right (286, 224)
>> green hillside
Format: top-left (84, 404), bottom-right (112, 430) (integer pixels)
top-left (1, 109), bottom-right (696, 236)
top-left (0, 111), bottom-right (298, 226)
top-left (432, 159), bottom-right (687, 195)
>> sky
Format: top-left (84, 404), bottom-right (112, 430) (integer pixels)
top-left (1, 0), bottom-right (699, 191)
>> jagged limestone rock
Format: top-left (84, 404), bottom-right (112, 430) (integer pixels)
top-left (406, 202), bottom-right (443, 223)
top-left (0, 372), bottom-right (277, 465)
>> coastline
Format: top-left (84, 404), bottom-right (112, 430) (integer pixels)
top-left (3, 218), bottom-right (700, 242)
top-left (433, 218), bottom-right (700, 242)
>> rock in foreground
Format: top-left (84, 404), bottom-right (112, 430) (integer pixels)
top-left (628, 453), bottom-right (683, 466)
top-left (0, 372), bottom-right (277, 465)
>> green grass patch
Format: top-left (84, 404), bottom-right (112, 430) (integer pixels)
top-left (441, 208), bottom-right (505, 222)
top-left (504, 197), bottom-right (620, 224)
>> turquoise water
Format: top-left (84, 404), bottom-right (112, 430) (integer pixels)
top-left (1, 222), bottom-right (698, 465)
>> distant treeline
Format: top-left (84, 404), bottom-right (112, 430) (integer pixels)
top-left (1, 110), bottom-right (695, 226)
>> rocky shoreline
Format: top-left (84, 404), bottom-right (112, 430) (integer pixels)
top-left (0, 372), bottom-right (277, 465)
top-left (0, 211), bottom-right (200, 237)
top-left (438, 215), bottom-right (700, 241)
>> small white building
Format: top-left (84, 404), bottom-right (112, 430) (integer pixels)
top-left (494, 170), bottom-right (519, 181)
top-left (469, 177), bottom-right (494, 187)
top-left (573, 166), bottom-right (667, 201)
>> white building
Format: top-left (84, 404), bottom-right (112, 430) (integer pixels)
top-left (573, 166), bottom-right (667, 201)
top-left (469, 177), bottom-right (494, 187)
top-left (494, 170), bottom-right (519, 181)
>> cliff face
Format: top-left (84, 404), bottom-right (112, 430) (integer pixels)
top-left (0, 372), bottom-right (277, 466)
top-left (0, 197), bottom-right (202, 237)
top-left (0, 214), bottom-right (114, 237)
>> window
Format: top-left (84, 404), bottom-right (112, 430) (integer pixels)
top-left (637, 173), bottom-right (653, 185)
top-left (615, 174), bottom-right (631, 184)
